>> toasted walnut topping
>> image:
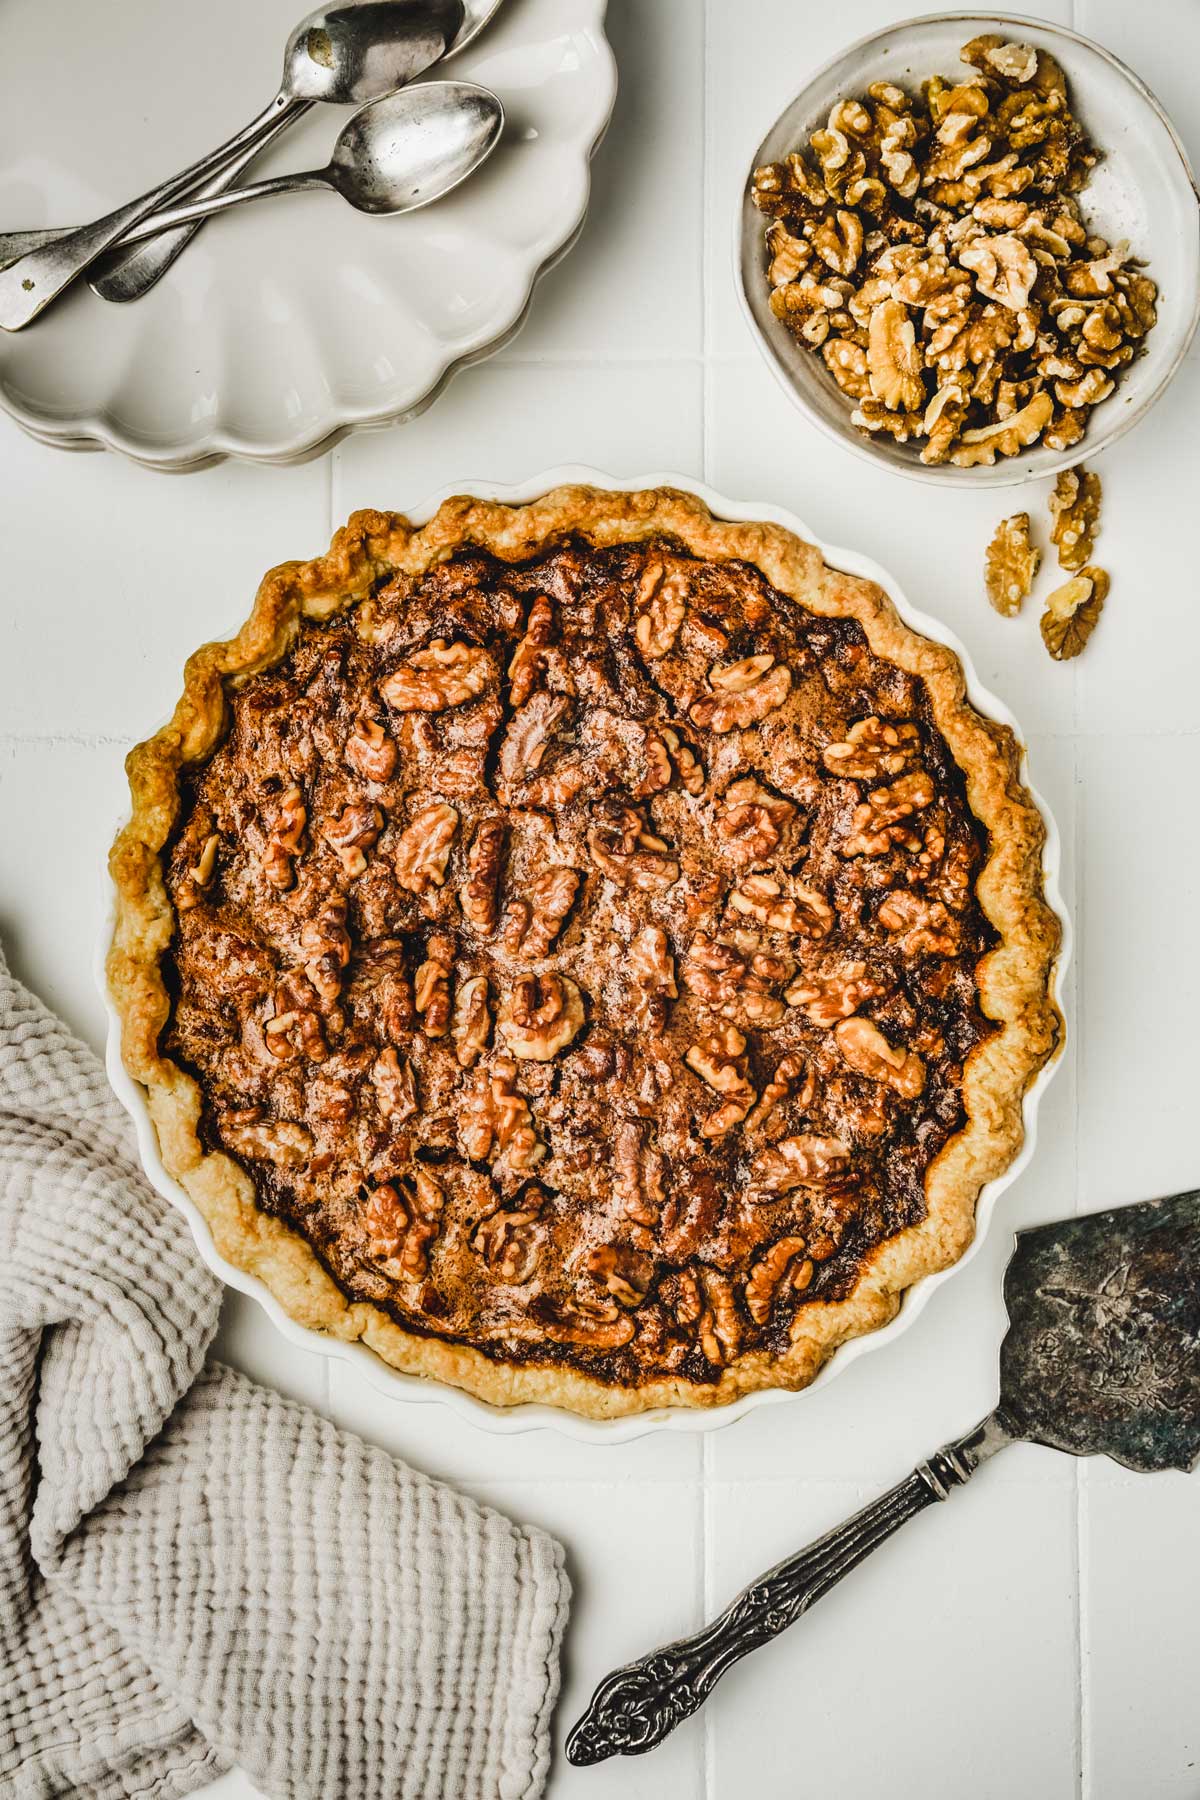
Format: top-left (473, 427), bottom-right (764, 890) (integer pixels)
top-left (459, 818), bottom-right (505, 933)
top-left (613, 1118), bottom-right (668, 1227)
top-left (877, 889), bottom-right (959, 956)
top-left (745, 1053), bottom-right (814, 1132)
top-left (636, 724), bottom-right (705, 799)
top-left (177, 831), bottom-right (221, 911)
top-left (263, 1005), bottom-right (326, 1064)
top-left (363, 1172), bottom-right (444, 1282)
top-left (835, 1015), bottom-right (926, 1099)
top-left (500, 866), bottom-right (580, 960)
top-left (507, 595), bottom-right (554, 706)
top-left (984, 512), bottom-right (1041, 616)
top-left (842, 770), bottom-right (936, 856)
top-left (628, 925), bottom-right (678, 1034)
top-left (685, 1022), bottom-right (757, 1139)
top-left (395, 802), bottom-right (459, 895)
top-left (729, 873), bottom-right (833, 939)
top-left (868, 298), bottom-right (926, 411)
top-left (261, 786), bottom-right (306, 890)
top-left (753, 43), bottom-right (1148, 466)
top-left (690, 656), bottom-right (793, 734)
top-left (414, 932), bottom-right (454, 1038)
top-left (344, 713), bottom-right (397, 782)
top-left (223, 1111), bottom-right (313, 1167)
top-left (458, 1052), bottom-right (544, 1174)
top-left (544, 1295), bottom-right (636, 1349)
top-left (300, 898), bottom-right (351, 1002)
top-left (451, 973), bottom-right (490, 1069)
top-left (373, 1047), bottom-right (418, 1121)
top-left (589, 804), bottom-right (680, 890)
top-left (586, 1244), bottom-right (651, 1308)
top-left (1048, 466), bottom-right (1102, 572)
top-left (323, 802), bottom-right (382, 880)
top-left (380, 639), bottom-right (491, 712)
top-left (473, 1194), bottom-right (545, 1284)
top-left (661, 725), bottom-right (705, 795)
top-left (497, 973), bottom-right (585, 1061)
top-left (745, 1235), bottom-right (813, 1324)
top-left (785, 960), bottom-right (886, 1026)
top-left (717, 777), bottom-right (796, 865)
top-left (822, 717), bottom-right (920, 781)
top-left (1040, 566), bottom-right (1109, 660)
top-left (681, 931), bottom-right (789, 1030)
top-left (748, 1134), bottom-right (851, 1199)
top-left (498, 692), bottom-right (568, 787)
top-left (635, 560), bottom-right (688, 659)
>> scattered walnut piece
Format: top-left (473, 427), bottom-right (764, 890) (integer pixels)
top-left (751, 43), bottom-right (1152, 467)
top-left (451, 973), bottom-right (491, 1069)
top-left (362, 1172), bottom-right (444, 1282)
top-left (380, 639), bottom-right (491, 712)
top-left (748, 1134), bottom-right (851, 1200)
top-left (877, 889), bottom-right (959, 956)
top-left (588, 804), bottom-right (679, 890)
top-left (745, 1235), bottom-right (813, 1324)
top-left (685, 1022), bottom-right (757, 1139)
top-left (373, 1047), bottom-right (418, 1121)
top-left (507, 596), bottom-right (554, 706)
top-left (413, 932), bottom-right (454, 1038)
top-left (223, 1111), bottom-right (313, 1168)
top-left (842, 770), bottom-right (935, 856)
top-left (460, 819), bottom-right (505, 933)
top-left (473, 1193), bottom-right (545, 1284)
top-left (323, 802), bottom-right (383, 880)
top-left (690, 655), bottom-right (792, 733)
top-left (745, 1053), bottom-right (814, 1132)
top-left (984, 512), bottom-right (1041, 616)
top-left (500, 866), bottom-right (580, 959)
top-left (635, 560), bottom-right (688, 659)
top-left (177, 831), bottom-right (221, 911)
top-left (681, 931), bottom-right (789, 1030)
top-left (457, 1053), bottom-right (544, 1174)
top-left (628, 925), bottom-right (678, 1034)
top-left (785, 960), bottom-right (886, 1026)
top-left (729, 873), bottom-right (833, 939)
top-left (1048, 466), bottom-right (1102, 571)
top-left (1040, 566), bottom-right (1109, 660)
top-left (822, 717), bottom-right (919, 780)
top-left (395, 802), bottom-right (459, 895)
top-left (544, 1295), bottom-right (636, 1350)
top-left (497, 973), bottom-right (585, 1061)
top-left (300, 898), bottom-right (351, 1002)
top-left (835, 1015), bottom-right (926, 1099)
top-left (613, 1118), bottom-right (668, 1227)
top-left (717, 777), bottom-right (796, 865)
top-left (261, 786), bottom-right (306, 889)
top-left (344, 713), bottom-right (397, 782)
top-left (586, 1244), bottom-right (651, 1308)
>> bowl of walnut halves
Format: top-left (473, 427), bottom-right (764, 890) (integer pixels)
top-left (738, 14), bottom-right (1200, 486)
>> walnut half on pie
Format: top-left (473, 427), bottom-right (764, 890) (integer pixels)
top-left (108, 486), bottom-right (1062, 1417)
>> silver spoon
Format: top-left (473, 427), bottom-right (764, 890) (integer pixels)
top-left (90, 0), bottom-right (506, 304)
top-left (0, 0), bottom-right (465, 331)
top-left (89, 83), bottom-right (504, 252)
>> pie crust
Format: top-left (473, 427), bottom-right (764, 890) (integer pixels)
top-left (108, 485), bottom-right (1063, 1417)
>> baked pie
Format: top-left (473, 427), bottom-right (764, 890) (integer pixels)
top-left (109, 486), bottom-right (1062, 1417)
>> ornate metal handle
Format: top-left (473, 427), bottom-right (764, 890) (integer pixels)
top-left (566, 1411), bottom-right (1013, 1765)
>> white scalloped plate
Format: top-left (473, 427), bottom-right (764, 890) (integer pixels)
top-left (100, 468), bottom-right (1071, 1441)
top-left (0, 0), bottom-right (614, 470)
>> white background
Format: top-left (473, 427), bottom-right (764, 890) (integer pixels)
top-left (2, 2), bottom-right (1198, 1796)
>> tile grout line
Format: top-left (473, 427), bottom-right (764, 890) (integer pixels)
top-left (1072, 698), bottom-right (1088, 1798)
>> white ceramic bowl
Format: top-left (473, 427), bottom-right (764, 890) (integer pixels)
top-left (100, 467), bottom-right (1071, 1441)
top-left (0, 0), bottom-right (615, 470)
top-left (737, 12), bottom-right (1200, 488)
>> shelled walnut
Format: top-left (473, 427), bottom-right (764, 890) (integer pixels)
top-left (1040, 566), bottom-right (1109, 659)
top-left (1048, 465), bottom-right (1102, 570)
top-left (752, 39), bottom-right (1157, 466)
top-left (984, 512), bottom-right (1041, 615)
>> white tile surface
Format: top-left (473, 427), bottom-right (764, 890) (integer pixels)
top-left (3, 7), bottom-right (1199, 1800)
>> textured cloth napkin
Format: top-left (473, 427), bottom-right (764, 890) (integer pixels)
top-left (0, 945), bottom-right (570, 1800)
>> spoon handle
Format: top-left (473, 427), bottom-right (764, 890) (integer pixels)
top-left (110, 171), bottom-right (333, 246)
top-left (0, 91), bottom-right (291, 330)
top-left (90, 99), bottom-right (314, 303)
top-left (565, 1410), bottom-right (1014, 1766)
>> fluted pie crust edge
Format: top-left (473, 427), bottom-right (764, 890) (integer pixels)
top-left (108, 485), bottom-right (1063, 1417)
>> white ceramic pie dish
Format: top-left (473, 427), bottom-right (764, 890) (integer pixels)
top-left (99, 466), bottom-right (1071, 1442)
top-left (736, 11), bottom-right (1200, 488)
top-left (0, 0), bottom-right (615, 471)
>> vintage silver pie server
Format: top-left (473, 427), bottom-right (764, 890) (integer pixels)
top-left (567, 1189), bottom-right (1200, 1766)
top-left (0, 0), bottom-right (465, 329)
top-left (89, 0), bottom-right (506, 304)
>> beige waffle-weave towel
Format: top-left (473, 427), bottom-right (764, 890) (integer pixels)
top-left (0, 945), bottom-right (569, 1800)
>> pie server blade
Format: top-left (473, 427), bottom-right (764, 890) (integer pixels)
top-left (566, 1189), bottom-right (1200, 1765)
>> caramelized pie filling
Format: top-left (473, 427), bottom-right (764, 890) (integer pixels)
top-left (163, 537), bottom-right (997, 1388)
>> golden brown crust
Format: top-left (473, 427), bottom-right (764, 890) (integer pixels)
top-left (108, 485), bottom-right (1062, 1417)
